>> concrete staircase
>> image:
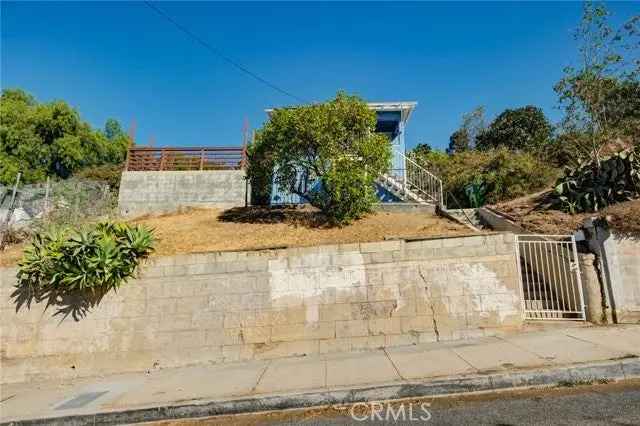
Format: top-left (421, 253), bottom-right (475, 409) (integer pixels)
top-left (376, 173), bottom-right (432, 205)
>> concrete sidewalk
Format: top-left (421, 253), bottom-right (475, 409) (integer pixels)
top-left (2, 325), bottom-right (640, 425)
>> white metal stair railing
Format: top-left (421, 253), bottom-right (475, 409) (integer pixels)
top-left (377, 171), bottom-right (429, 204)
top-left (377, 149), bottom-right (444, 206)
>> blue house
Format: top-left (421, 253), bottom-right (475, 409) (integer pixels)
top-left (267, 101), bottom-right (444, 207)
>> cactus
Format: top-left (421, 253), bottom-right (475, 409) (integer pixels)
top-left (554, 146), bottom-right (640, 213)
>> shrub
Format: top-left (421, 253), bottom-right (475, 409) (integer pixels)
top-left (246, 131), bottom-right (274, 206)
top-left (554, 146), bottom-right (640, 213)
top-left (76, 163), bottom-right (124, 190)
top-left (17, 222), bottom-right (154, 300)
top-left (249, 92), bottom-right (391, 225)
top-left (413, 148), bottom-right (558, 208)
top-left (308, 158), bottom-right (379, 225)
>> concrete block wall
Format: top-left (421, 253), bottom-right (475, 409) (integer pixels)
top-left (118, 170), bottom-right (247, 217)
top-left (0, 233), bottom-right (522, 384)
top-left (604, 236), bottom-right (640, 323)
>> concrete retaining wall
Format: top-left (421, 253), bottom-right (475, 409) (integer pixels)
top-left (478, 207), bottom-right (524, 233)
top-left (374, 203), bottom-right (436, 214)
top-left (118, 170), bottom-right (248, 217)
top-left (1, 233), bottom-right (522, 384)
top-left (604, 236), bottom-right (640, 324)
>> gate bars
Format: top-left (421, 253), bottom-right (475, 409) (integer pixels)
top-left (515, 234), bottom-right (586, 321)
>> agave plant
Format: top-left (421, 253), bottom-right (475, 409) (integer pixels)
top-left (554, 146), bottom-right (640, 213)
top-left (16, 221), bottom-right (155, 304)
top-left (465, 177), bottom-right (488, 208)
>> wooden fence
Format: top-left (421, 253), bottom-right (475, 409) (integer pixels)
top-left (124, 147), bottom-right (247, 171)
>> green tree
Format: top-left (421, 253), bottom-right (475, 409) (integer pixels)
top-left (412, 142), bottom-right (433, 157)
top-left (554, 2), bottom-right (640, 164)
top-left (601, 79), bottom-right (640, 135)
top-left (0, 89), bottom-right (129, 185)
top-left (476, 106), bottom-right (553, 152)
top-left (249, 92), bottom-right (391, 225)
top-left (104, 118), bottom-right (124, 140)
top-left (446, 129), bottom-right (470, 155)
top-left (447, 106), bottom-right (486, 154)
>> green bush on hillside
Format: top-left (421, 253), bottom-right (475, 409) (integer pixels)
top-left (76, 164), bottom-right (125, 190)
top-left (412, 148), bottom-right (558, 208)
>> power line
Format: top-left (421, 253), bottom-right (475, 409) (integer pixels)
top-left (143, 1), bottom-right (306, 103)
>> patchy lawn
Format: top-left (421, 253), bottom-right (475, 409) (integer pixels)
top-left (493, 191), bottom-right (640, 236)
top-left (0, 206), bottom-right (475, 267)
top-left (133, 206), bottom-right (474, 258)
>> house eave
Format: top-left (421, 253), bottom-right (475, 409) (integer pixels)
top-left (265, 101), bottom-right (418, 123)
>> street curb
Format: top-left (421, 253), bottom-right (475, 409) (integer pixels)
top-left (4, 357), bottom-right (640, 426)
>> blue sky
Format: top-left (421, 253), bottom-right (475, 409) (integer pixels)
top-left (1, 1), bottom-right (638, 151)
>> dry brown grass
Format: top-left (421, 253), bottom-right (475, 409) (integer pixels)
top-left (133, 206), bottom-right (474, 258)
top-left (0, 206), bottom-right (473, 267)
top-left (494, 191), bottom-right (640, 236)
top-left (601, 199), bottom-right (640, 237)
top-left (0, 243), bottom-right (24, 267)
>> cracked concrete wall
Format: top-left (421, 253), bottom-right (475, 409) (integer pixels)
top-left (118, 170), bottom-right (247, 217)
top-left (0, 233), bottom-right (522, 384)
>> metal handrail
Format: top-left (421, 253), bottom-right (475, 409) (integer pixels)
top-left (443, 190), bottom-right (477, 228)
top-left (389, 149), bottom-right (444, 207)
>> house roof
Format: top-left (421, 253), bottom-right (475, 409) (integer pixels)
top-left (265, 101), bottom-right (418, 123)
top-left (367, 102), bottom-right (417, 123)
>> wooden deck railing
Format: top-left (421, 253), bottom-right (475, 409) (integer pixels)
top-left (125, 147), bottom-right (247, 171)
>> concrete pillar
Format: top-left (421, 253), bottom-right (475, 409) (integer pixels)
top-left (578, 253), bottom-right (611, 324)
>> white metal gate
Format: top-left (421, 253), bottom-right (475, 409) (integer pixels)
top-left (515, 235), bottom-right (586, 321)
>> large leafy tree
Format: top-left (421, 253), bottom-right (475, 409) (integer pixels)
top-left (249, 92), bottom-right (391, 225)
top-left (0, 89), bottom-right (129, 185)
top-left (476, 106), bottom-right (553, 152)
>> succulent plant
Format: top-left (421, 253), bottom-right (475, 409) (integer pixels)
top-left (554, 146), bottom-right (640, 213)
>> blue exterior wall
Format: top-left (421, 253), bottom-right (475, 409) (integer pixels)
top-left (270, 110), bottom-right (406, 205)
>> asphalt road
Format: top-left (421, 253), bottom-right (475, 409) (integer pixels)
top-left (158, 380), bottom-right (640, 426)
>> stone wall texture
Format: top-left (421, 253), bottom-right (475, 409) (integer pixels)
top-left (118, 170), bottom-right (247, 216)
top-left (0, 233), bottom-right (522, 384)
top-left (605, 236), bottom-right (640, 323)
